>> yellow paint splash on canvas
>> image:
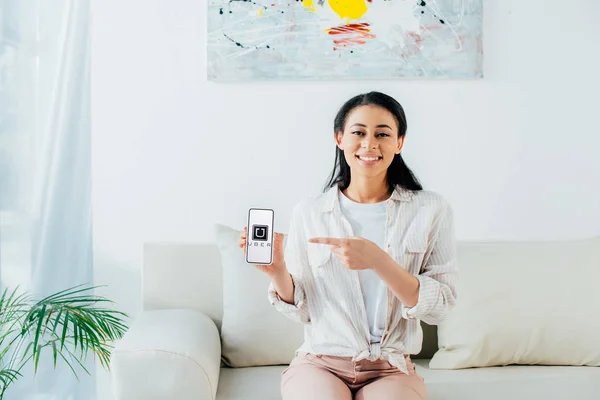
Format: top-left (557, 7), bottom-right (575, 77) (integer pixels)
top-left (328, 0), bottom-right (368, 20)
top-left (304, 0), bottom-right (369, 21)
top-left (303, 0), bottom-right (316, 12)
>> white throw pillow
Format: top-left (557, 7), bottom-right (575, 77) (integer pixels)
top-left (430, 235), bottom-right (600, 369)
top-left (214, 224), bottom-right (304, 367)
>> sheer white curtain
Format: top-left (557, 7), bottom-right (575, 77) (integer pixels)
top-left (0, 0), bottom-right (93, 399)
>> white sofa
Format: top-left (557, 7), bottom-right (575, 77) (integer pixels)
top-left (110, 234), bottom-right (600, 400)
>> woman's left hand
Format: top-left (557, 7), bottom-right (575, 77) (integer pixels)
top-left (308, 236), bottom-right (388, 271)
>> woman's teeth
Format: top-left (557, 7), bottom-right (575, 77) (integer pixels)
top-left (358, 156), bottom-right (380, 161)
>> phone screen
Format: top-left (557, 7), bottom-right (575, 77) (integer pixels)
top-left (246, 208), bottom-right (274, 265)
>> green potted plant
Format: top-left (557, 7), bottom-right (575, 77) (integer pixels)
top-left (0, 284), bottom-right (129, 398)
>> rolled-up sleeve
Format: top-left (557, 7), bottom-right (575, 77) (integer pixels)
top-left (267, 203), bottom-right (311, 323)
top-left (402, 199), bottom-right (458, 325)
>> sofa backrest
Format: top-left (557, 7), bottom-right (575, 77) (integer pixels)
top-left (143, 243), bottom-right (225, 329)
top-left (142, 241), bottom-right (440, 359)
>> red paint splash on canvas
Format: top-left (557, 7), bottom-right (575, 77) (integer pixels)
top-left (326, 23), bottom-right (376, 48)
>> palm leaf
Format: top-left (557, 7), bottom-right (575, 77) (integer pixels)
top-left (51, 341), bottom-right (58, 368)
top-left (55, 348), bottom-right (80, 381)
top-left (0, 284), bottom-right (129, 396)
top-left (31, 304), bottom-right (46, 370)
top-left (0, 368), bottom-right (22, 390)
top-left (33, 344), bottom-right (42, 374)
top-left (60, 310), bottom-right (69, 351)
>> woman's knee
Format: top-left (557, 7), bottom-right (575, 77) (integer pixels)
top-left (281, 360), bottom-right (352, 400)
top-left (354, 375), bottom-right (427, 400)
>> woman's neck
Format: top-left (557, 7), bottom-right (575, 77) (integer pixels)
top-left (342, 177), bottom-right (391, 204)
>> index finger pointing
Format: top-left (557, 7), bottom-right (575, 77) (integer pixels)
top-left (308, 237), bottom-right (342, 246)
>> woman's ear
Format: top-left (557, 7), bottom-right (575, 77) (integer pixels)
top-left (335, 131), bottom-right (344, 150)
top-left (396, 136), bottom-right (405, 154)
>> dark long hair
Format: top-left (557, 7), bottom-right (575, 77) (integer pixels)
top-left (324, 91), bottom-right (423, 193)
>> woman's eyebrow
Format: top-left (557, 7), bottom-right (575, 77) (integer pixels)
top-left (349, 123), bottom-right (392, 129)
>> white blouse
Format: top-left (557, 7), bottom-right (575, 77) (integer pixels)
top-left (268, 185), bottom-right (459, 374)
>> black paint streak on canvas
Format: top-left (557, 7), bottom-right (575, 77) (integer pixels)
top-left (418, 0), bottom-right (447, 26)
top-left (223, 33), bottom-right (272, 51)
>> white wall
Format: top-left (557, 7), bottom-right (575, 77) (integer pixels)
top-left (91, 0), bottom-right (600, 398)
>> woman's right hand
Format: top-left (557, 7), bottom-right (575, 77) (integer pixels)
top-left (239, 227), bottom-right (287, 277)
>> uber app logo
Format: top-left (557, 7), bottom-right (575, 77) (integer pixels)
top-left (248, 225), bottom-right (271, 248)
top-left (252, 225), bottom-right (268, 241)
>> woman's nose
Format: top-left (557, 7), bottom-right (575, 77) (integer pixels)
top-left (362, 137), bottom-right (377, 149)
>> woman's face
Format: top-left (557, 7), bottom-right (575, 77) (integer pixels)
top-left (336, 105), bottom-right (404, 180)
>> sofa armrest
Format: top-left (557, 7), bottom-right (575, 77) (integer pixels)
top-left (111, 309), bottom-right (221, 400)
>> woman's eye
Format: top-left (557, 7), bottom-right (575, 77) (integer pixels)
top-left (350, 131), bottom-right (389, 137)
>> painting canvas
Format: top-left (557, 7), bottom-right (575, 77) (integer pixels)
top-left (207, 0), bottom-right (483, 81)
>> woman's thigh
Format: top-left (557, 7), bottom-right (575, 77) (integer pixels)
top-left (354, 374), bottom-right (427, 400)
top-left (281, 357), bottom-right (352, 400)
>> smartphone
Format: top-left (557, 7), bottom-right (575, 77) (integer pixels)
top-left (246, 208), bottom-right (274, 265)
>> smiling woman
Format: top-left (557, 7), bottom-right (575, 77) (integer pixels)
top-left (325, 91), bottom-right (422, 194)
top-left (240, 91), bottom-right (458, 400)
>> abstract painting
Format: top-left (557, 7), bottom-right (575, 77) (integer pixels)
top-left (207, 0), bottom-right (483, 81)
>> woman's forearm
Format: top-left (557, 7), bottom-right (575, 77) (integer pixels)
top-left (372, 255), bottom-right (420, 308)
top-left (270, 264), bottom-right (295, 305)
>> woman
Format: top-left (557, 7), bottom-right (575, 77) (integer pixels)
top-left (239, 91), bottom-right (458, 400)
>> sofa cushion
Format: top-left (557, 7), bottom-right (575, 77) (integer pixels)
top-left (431, 235), bottom-right (600, 369)
top-left (214, 224), bottom-right (304, 367)
top-left (216, 366), bottom-right (284, 400)
top-left (416, 359), bottom-right (600, 400)
top-left (216, 360), bottom-right (600, 400)
top-left (217, 360), bottom-right (600, 400)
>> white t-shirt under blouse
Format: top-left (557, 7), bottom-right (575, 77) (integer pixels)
top-left (339, 190), bottom-right (388, 344)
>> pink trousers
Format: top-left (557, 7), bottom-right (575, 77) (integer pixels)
top-left (281, 352), bottom-right (427, 400)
